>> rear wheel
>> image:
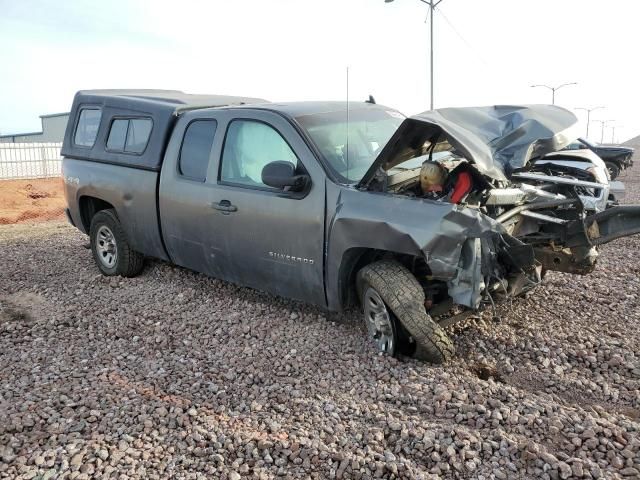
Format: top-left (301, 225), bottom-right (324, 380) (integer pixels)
top-left (357, 259), bottom-right (455, 363)
top-left (605, 161), bottom-right (620, 180)
top-left (89, 209), bottom-right (144, 277)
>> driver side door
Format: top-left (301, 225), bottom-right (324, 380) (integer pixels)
top-left (208, 110), bottom-right (327, 306)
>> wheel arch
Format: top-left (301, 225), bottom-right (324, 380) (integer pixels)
top-left (611, 157), bottom-right (624, 167)
top-left (604, 160), bottom-right (622, 179)
top-left (335, 247), bottom-right (429, 311)
top-left (79, 195), bottom-right (116, 233)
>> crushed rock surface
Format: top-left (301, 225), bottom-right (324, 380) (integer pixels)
top-left (1, 166), bottom-right (639, 479)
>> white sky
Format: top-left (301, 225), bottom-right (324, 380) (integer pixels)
top-left (1, 0), bottom-right (638, 143)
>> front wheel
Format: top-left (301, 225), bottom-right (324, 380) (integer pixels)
top-left (89, 209), bottom-right (144, 277)
top-left (357, 259), bottom-right (455, 363)
top-left (361, 286), bottom-right (399, 356)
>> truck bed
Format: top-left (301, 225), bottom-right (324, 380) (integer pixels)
top-left (63, 158), bottom-right (169, 261)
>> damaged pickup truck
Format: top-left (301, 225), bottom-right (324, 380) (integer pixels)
top-left (62, 90), bottom-right (640, 363)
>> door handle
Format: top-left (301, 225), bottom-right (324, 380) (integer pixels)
top-left (212, 200), bottom-right (238, 214)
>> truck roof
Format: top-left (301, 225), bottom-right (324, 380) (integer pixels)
top-left (61, 91), bottom-right (396, 172)
top-left (75, 89), bottom-right (268, 114)
top-left (231, 101), bottom-right (394, 118)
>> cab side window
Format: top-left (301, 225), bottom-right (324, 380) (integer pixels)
top-left (178, 120), bottom-right (217, 182)
top-left (220, 120), bottom-right (298, 189)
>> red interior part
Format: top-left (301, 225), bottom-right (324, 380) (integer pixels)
top-left (451, 171), bottom-right (473, 204)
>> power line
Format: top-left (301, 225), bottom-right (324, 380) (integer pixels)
top-left (385, 0), bottom-right (443, 109)
top-left (435, 4), bottom-right (530, 93)
top-left (436, 7), bottom-right (489, 67)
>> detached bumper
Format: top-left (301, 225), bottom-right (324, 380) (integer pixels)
top-left (566, 205), bottom-right (640, 247)
top-left (530, 205), bottom-right (640, 275)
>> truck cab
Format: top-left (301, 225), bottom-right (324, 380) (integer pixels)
top-left (62, 91), bottom-right (402, 310)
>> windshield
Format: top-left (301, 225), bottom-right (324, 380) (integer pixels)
top-left (296, 106), bottom-right (404, 183)
top-left (563, 138), bottom-right (594, 151)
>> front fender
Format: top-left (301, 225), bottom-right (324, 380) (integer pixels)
top-left (325, 188), bottom-right (508, 311)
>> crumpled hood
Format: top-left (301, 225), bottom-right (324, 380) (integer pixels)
top-left (359, 104), bottom-right (579, 185)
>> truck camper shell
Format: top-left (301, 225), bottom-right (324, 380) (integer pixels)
top-left (61, 89), bottom-right (267, 170)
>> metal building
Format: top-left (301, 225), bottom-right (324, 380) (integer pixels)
top-left (0, 112), bottom-right (69, 143)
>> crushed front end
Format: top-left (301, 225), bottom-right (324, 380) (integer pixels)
top-left (358, 105), bottom-right (640, 319)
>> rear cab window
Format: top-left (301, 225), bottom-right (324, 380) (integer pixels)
top-left (74, 108), bottom-right (102, 147)
top-left (106, 117), bottom-right (153, 154)
top-left (178, 120), bottom-right (218, 181)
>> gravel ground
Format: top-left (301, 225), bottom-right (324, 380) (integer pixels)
top-left (1, 166), bottom-right (639, 480)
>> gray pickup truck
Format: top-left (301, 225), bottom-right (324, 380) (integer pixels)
top-left (62, 90), bottom-right (640, 363)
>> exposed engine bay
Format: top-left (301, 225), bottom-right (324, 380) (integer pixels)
top-left (384, 150), bottom-right (610, 278)
top-left (386, 150), bottom-right (609, 216)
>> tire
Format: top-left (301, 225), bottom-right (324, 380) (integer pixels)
top-left (357, 259), bottom-right (455, 364)
top-left (605, 161), bottom-right (620, 180)
top-left (89, 209), bottom-right (144, 277)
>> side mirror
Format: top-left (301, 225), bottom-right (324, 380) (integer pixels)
top-left (262, 161), bottom-right (309, 192)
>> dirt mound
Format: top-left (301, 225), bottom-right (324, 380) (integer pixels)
top-left (0, 178), bottom-right (66, 224)
top-left (623, 134), bottom-right (640, 148)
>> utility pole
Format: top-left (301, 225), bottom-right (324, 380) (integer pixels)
top-left (592, 119), bottom-right (614, 144)
top-left (602, 120), bottom-right (613, 144)
top-left (575, 106), bottom-right (604, 139)
top-left (611, 125), bottom-right (621, 144)
top-left (531, 82), bottom-right (577, 105)
top-left (385, 0), bottom-right (444, 110)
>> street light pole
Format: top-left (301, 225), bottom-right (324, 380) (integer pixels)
top-left (429, 0), bottom-right (435, 110)
top-left (575, 106), bottom-right (604, 139)
top-left (600, 121), bottom-right (608, 144)
top-left (530, 82), bottom-right (577, 105)
top-left (385, 0), bottom-right (443, 110)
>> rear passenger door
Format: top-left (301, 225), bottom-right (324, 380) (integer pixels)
top-left (159, 116), bottom-right (230, 277)
top-left (211, 110), bottom-right (326, 306)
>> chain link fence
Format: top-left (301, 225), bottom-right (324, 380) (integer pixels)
top-left (0, 143), bottom-right (66, 225)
